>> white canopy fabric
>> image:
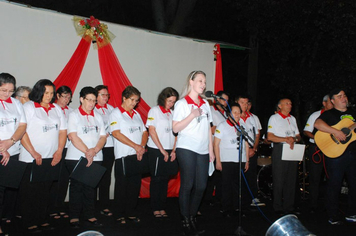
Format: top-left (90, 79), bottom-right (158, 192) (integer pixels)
top-left (0, 0), bottom-right (215, 107)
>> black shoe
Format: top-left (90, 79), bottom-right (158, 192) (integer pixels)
top-left (309, 207), bottom-right (317, 214)
top-left (190, 216), bottom-right (205, 235)
top-left (220, 210), bottom-right (231, 218)
top-left (86, 220), bottom-right (103, 227)
top-left (328, 218), bottom-right (343, 225)
top-left (182, 216), bottom-right (198, 236)
top-left (70, 221), bottom-right (80, 228)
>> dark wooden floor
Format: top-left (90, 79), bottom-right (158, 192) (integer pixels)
top-left (2, 194), bottom-right (356, 236)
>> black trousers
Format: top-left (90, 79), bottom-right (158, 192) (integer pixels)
top-left (1, 154), bottom-right (20, 220)
top-left (308, 143), bottom-right (324, 208)
top-left (49, 148), bottom-right (69, 213)
top-left (244, 152), bottom-right (258, 199)
top-left (325, 150), bottom-right (356, 218)
top-left (148, 147), bottom-right (171, 211)
top-left (271, 144), bottom-right (298, 212)
top-left (66, 160), bottom-right (102, 220)
top-left (19, 163), bottom-right (52, 228)
top-left (176, 148), bottom-right (209, 217)
top-left (114, 158), bottom-right (141, 218)
top-left (98, 147), bottom-right (115, 209)
top-left (221, 162), bottom-right (248, 212)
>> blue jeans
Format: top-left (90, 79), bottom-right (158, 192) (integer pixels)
top-left (325, 150), bottom-right (356, 218)
top-left (176, 148), bottom-right (209, 217)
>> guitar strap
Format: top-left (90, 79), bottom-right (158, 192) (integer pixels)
top-left (312, 146), bottom-right (329, 179)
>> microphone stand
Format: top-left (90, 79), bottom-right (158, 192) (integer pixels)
top-left (215, 97), bottom-right (253, 236)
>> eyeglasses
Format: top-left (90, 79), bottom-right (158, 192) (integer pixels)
top-left (99, 93), bottom-right (110, 97)
top-left (0, 89), bottom-right (15, 94)
top-left (60, 94), bottom-right (72, 100)
top-left (84, 98), bottom-right (97, 103)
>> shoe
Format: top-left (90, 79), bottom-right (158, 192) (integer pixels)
top-left (40, 224), bottom-right (55, 230)
top-left (100, 209), bottom-right (113, 217)
top-left (117, 217), bottom-right (126, 224)
top-left (328, 218), bottom-right (343, 225)
top-left (127, 217), bottom-right (140, 223)
top-left (345, 215), bottom-right (356, 223)
top-left (86, 219), bottom-right (103, 227)
top-left (160, 210), bottom-right (168, 218)
top-left (27, 226), bottom-right (42, 234)
top-left (70, 221), bottom-right (80, 228)
top-left (190, 216), bottom-right (205, 235)
top-left (251, 198), bottom-right (266, 207)
top-left (182, 216), bottom-right (198, 236)
top-left (153, 211), bottom-right (162, 218)
top-left (220, 210), bottom-right (231, 218)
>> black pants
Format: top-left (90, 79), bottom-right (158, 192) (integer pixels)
top-left (19, 163), bottom-right (52, 228)
top-left (114, 158), bottom-right (141, 218)
top-left (148, 147), bottom-right (171, 211)
top-left (325, 150), bottom-right (356, 218)
top-left (176, 148), bottom-right (209, 217)
top-left (221, 162), bottom-right (248, 212)
top-left (1, 154), bottom-right (20, 220)
top-left (244, 153), bottom-right (258, 199)
top-left (308, 143), bottom-right (324, 208)
top-left (98, 147), bottom-right (115, 209)
top-left (66, 160), bottom-right (102, 220)
top-left (271, 144), bottom-right (298, 212)
top-left (49, 148), bottom-right (69, 213)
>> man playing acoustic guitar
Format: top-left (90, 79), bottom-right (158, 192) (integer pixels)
top-left (315, 88), bottom-right (356, 225)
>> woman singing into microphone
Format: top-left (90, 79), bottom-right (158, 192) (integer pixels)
top-left (172, 71), bottom-right (214, 236)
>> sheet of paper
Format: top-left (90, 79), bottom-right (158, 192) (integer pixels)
top-left (282, 143), bottom-right (306, 161)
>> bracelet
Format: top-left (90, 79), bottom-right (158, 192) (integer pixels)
top-left (10, 137), bottom-right (16, 145)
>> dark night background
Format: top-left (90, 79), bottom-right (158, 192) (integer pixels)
top-left (9, 0), bottom-right (356, 137)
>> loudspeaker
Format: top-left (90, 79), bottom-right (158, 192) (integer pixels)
top-left (266, 214), bottom-right (315, 236)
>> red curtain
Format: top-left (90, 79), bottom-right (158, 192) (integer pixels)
top-left (53, 37), bottom-right (91, 92)
top-left (214, 44), bottom-right (224, 93)
top-left (97, 43), bottom-right (150, 122)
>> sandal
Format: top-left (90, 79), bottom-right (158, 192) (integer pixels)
top-left (100, 209), bottom-right (113, 217)
top-left (50, 213), bottom-right (61, 219)
top-left (160, 210), bottom-right (168, 218)
top-left (117, 217), bottom-right (126, 224)
top-left (153, 211), bottom-right (162, 218)
top-left (127, 217), bottom-right (140, 223)
top-left (59, 212), bottom-right (69, 218)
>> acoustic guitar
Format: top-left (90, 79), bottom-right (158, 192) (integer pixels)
top-left (314, 118), bottom-right (356, 158)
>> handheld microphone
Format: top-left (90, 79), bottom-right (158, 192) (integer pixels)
top-left (205, 91), bottom-right (225, 100)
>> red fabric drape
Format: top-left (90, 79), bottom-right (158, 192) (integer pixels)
top-left (214, 44), bottom-right (224, 93)
top-left (97, 43), bottom-right (150, 122)
top-left (53, 37), bottom-right (91, 92)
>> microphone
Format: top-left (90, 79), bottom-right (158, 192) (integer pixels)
top-left (205, 91), bottom-right (225, 100)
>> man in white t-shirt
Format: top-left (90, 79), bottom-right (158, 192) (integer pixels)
top-left (267, 98), bottom-right (301, 215)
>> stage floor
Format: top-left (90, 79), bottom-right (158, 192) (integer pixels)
top-left (2, 195), bottom-right (355, 236)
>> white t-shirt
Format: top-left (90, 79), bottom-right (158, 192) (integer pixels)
top-left (66, 107), bottom-right (106, 161)
top-left (58, 105), bottom-right (74, 148)
top-left (95, 103), bottom-right (115, 147)
top-left (19, 102), bottom-right (67, 163)
top-left (109, 106), bottom-right (146, 159)
top-left (215, 119), bottom-right (247, 162)
top-left (210, 105), bottom-right (227, 127)
top-left (304, 110), bottom-right (323, 143)
top-left (0, 97), bottom-right (27, 156)
top-left (267, 112), bottom-right (300, 142)
top-left (239, 112), bottom-right (259, 147)
top-left (146, 105), bottom-right (175, 150)
top-left (173, 96), bottom-right (212, 154)
top-left (249, 112), bottom-right (262, 131)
